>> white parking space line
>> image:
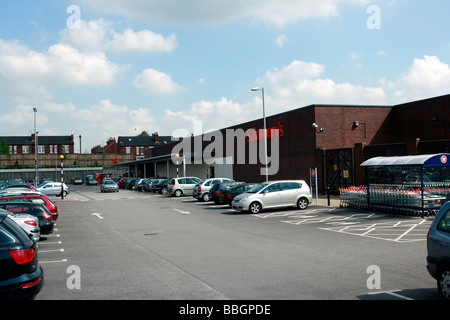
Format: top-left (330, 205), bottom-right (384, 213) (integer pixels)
top-left (368, 290), bottom-right (415, 300)
top-left (39, 249), bottom-right (65, 253)
top-left (394, 219), bottom-right (427, 242)
top-left (39, 259), bottom-right (68, 264)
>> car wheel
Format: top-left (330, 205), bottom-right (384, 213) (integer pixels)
top-left (162, 188), bottom-right (168, 195)
top-left (438, 268), bottom-right (450, 300)
top-left (249, 202), bottom-right (262, 214)
top-left (297, 198), bottom-right (309, 210)
top-left (202, 193), bottom-right (210, 202)
top-left (174, 189), bottom-right (183, 197)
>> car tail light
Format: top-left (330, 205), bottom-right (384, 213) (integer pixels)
top-left (198, 187), bottom-right (201, 192)
top-left (24, 220), bottom-right (37, 226)
top-left (9, 248), bottom-right (36, 264)
top-left (214, 190), bottom-right (220, 195)
top-left (225, 192), bottom-right (230, 198)
top-left (21, 276), bottom-right (42, 289)
top-left (43, 212), bottom-right (51, 220)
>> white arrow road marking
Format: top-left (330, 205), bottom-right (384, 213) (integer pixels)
top-left (92, 213), bottom-right (104, 219)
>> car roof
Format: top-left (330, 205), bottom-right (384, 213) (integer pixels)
top-left (0, 201), bottom-right (46, 207)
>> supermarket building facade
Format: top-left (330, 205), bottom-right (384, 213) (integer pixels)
top-left (118, 94), bottom-right (450, 194)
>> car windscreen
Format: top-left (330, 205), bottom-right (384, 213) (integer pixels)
top-left (247, 183), bottom-right (267, 193)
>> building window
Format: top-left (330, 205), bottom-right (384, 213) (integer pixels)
top-left (38, 145), bottom-right (45, 154)
top-left (62, 145), bottom-right (70, 153)
top-left (126, 147), bottom-right (131, 154)
top-left (9, 146), bottom-right (17, 154)
top-left (22, 146), bottom-right (30, 154)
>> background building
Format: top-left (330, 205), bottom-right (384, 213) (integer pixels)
top-left (118, 94), bottom-right (449, 194)
top-left (0, 134), bottom-right (75, 155)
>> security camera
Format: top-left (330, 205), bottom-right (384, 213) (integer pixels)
top-left (312, 123), bottom-right (318, 129)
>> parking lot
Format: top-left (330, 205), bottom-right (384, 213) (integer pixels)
top-left (35, 184), bottom-right (440, 301)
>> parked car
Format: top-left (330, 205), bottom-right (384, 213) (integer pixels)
top-left (4, 183), bottom-right (34, 191)
top-left (86, 178), bottom-right (97, 186)
top-left (3, 209), bottom-right (40, 242)
top-left (427, 201), bottom-right (450, 300)
top-left (73, 177), bottom-right (83, 185)
top-left (123, 178), bottom-right (135, 189)
top-left (0, 189), bottom-right (43, 197)
top-left (0, 211), bottom-right (44, 300)
top-left (36, 182), bottom-right (69, 197)
top-left (210, 181), bottom-right (244, 204)
top-left (231, 180), bottom-right (312, 214)
top-left (0, 202), bottom-right (55, 235)
top-left (117, 178), bottom-right (128, 189)
top-left (0, 195), bottom-right (58, 221)
top-left (193, 178), bottom-right (234, 202)
top-left (167, 177), bottom-right (201, 197)
top-left (148, 179), bottom-right (164, 193)
top-left (142, 179), bottom-right (155, 192)
top-left (222, 183), bottom-right (259, 207)
top-left (100, 180), bottom-right (119, 193)
top-left (151, 179), bottom-right (169, 194)
top-left (135, 179), bottom-right (148, 192)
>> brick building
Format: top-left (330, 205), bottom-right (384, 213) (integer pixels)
top-left (117, 94), bottom-right (450, 193)
top-left (91, 133), bottom-right (176, 160)
top-left (0, 134), bottom-right (75, 155)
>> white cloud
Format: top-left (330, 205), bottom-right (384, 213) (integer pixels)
top-left (276, 34), bottom-right (287, 47)
top-left (0, 40), bottom-right (120, 88)
top-left (60, 19), bottom-right (178, 53)
top-left (71, 99), bottom-right (159, 148)
top-left (110, 29), bottom-right (177, 53)
top-left (76, 0), bottom-right (372, 27)
top-left (392, 55), bottom-right (450, 102)
top-left (256, 60), bottom-right (386, 108)
top-left (133, 68), bottom-right (185, 95)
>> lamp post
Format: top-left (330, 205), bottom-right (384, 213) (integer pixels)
top-left (60, 155), bottom-right (65, 199)
top-left (251, 87), bottom-right (268, 182)
top-left (175, 154), bottom-right (180, 178)
top-left (33, 108), bottom-right (38, 187)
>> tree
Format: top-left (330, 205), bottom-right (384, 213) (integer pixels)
top-left (137, 131), bottom-right (150, 137)
top-left (0, 140), bottom-right (8, 154)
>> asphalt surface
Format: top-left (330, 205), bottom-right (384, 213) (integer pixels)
top-left (35, 185), bottom-right (440, 302)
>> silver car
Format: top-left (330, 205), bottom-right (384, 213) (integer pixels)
top-left (168, 177), bottom-right (201, 197)
top-left (232, 180), bottom-right (312, 214)
top-left (193, 178), bottom-right (234, 202)
top-left (427, 201), bottom-right (450, 300)
top-left (100, 180), bottom-right (119, 193)
top-left (3, 209), bottom-right (40, 242)
top-left (36, 182), bottom-right (70, 197)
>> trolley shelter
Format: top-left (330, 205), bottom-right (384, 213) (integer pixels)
top-left (340, 154), bottom-right (449, 217)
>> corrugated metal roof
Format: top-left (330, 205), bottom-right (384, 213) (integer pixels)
top-left (361, 153), bottom-right (449, 167)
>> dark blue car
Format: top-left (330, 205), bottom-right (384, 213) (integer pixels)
top-left (427, 201), bottom-right (450, 300)
top-left (0, 211), bottom-right (44, 300)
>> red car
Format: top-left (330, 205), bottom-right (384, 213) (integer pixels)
top-left (0, 195), bottom-right (59, 221)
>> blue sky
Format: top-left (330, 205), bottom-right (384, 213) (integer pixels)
top-left (0, 0), bottom-right (449, 152)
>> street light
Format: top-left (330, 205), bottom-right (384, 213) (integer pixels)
top-left (33, 108), bottom-right (38, 187)
top-left (60, 155), bottom-right (65, 199)
top-left (251, 87), bottom-right (268, 182)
